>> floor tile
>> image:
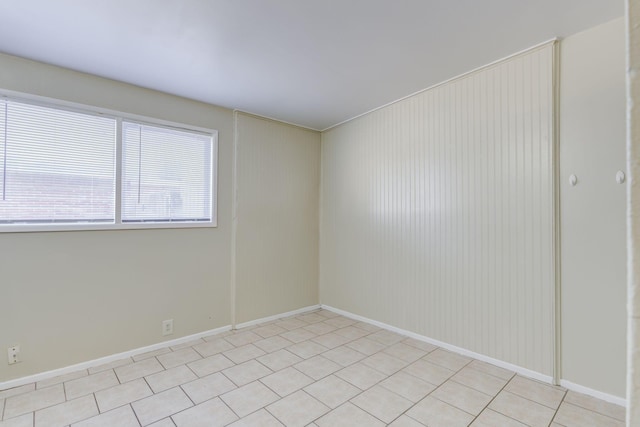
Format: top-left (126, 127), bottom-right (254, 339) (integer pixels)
top-left (352, 321), bottom-right (381, 332)
top-left (71, 405), bottom-right (140, 427)
top-left (280, 329), bottom-right (316, 344)
top-left (321, 346), bottom-right (366, 367)
top-left (402, 359), bottom-right (455, 386)
top-left (223, 344), bottom-right (266, 364)
top-left (133, 348), bottom-right (171, 362)
top-left (303, 323), bottom-right (337, 336)
top-left (0, 384), bottom-right (35, 401)
top-left (489, 391), bottom-right (555, 427)
top-left (297, 313), bottom-right (327, 324)
top-left (192, 339), bottom-right (235, 358)
top-left (407, 396), bottom-right (475, 427)
top-left (383, 342), bottom-right (428, 363)
top-left (182, 372), bottom-right (237, 404)
top-left (4, 384), bottom-right (65, 419)
top-left (303, 375), bottom-right (361, 409)
top-left (379, 371), bottom-right (437, 403)
top-left (65, 371), bottom-right (119, 400)
top-left (351, 385), bottom-right (413, 423)
top-left (254, 336), bottom-right (294, 353)
top-left (275, 318), bottom-right (308, 331)
top-left (171, 397), bottom-right (238, 427)
top-left (467, 360), bottom-right (515, 381)
top-left (504, 375), bottom-right (565, 409)
top-left (431, 380), bottom-right (492, 415)
top-left (133, 347), bottom-right (171, 362)
top-left (345, 338), bottom-right (386, 356)
top-left (266, 390), bottom-right (329, 427)
top-left (260, 367), bottom-right (314, 397)
top-left (563, 390), bottom-right (625, 421)
top-left (222, 360), bottom-right (272, 386)
top-left (450, 365), bottom-right (508, 396)
top-left (311, 333), bottom-right (351, 349)
top-left (553, 402), bottom-right (624, 427)
top-left (367, 329), bottom-right (405, 346)
top-left (294, 356), bottom-right (341, 380)
top-left (323, 317), bottom-right (356, 329)
top-left (115, 358), bottom-right (164, 383)
top-left (253, 324), bottom-right (287, 339)
top-left (227, 408), bottom-right (283, 426)
top-left (95, 378), bottom-right (153, 413)
top-left (333, 326), bottom-right (370, 340)
top-left (131, 387), bottom-right (193, 426)
top-left (147, 418), bottom-right (176, 427)
top-left (145, 365), bottom-right (197, 393)
top-left (402, 338), bottom-right (437, 353)
top-left (471, 409), bottom-right (527, 427)
top-left (34, 394), bottom-right (98, 427)
top-left (0, 413), bottom-right (33, 427)
top-left (170, 339), bottom-right (205, 351)
top-left (388, 414), bottom-right (425, 426)
top-left (257, 349), bottom-right (303, 372)
top-left (220, 381), bottom-right (279, 418)
top-left (334, 363), bottom-right (387, 390)
top-left (187, 354), bottom-right (235, 377)
top-left (362, 352), bottom-right (408, 375)
top-left (225, 331), bottom-right (263, 347)
top-left (316, 310), bottom-right (340, 319)
top-left (422, 348), bottom-right (471, 371)
top-left (88, 358), bottom-right (134, 375)
top-left (157, 348), bottom-right (201, 370)
top-left (37, 370), bottom-right (88, 389)
top-left (315, 402), bottom-right (385, 427)
top-left (287, 341), bottom-right (328, 359)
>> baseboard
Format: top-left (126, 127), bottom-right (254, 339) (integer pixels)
top-left (0, 324), bottom-right (232, 391)
top-left (235, 304), bottom-right (321, 329)
top-left (560, 380), bottom-right (626, 408)
top-left (320, 304), bottom-right (554, 383)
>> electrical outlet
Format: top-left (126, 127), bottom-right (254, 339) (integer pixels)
top-left (7, 345), bottom-right (20, 365)
top-left (162, 319), bottom-right (173, 336)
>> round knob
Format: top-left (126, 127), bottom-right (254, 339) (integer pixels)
top-left (569, 174), bottom-right (577, 186)
top-left (616, 171), bottom-right (626, 184)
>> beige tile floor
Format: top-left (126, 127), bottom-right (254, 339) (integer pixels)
top-left (0, 309), bottom-right (625, 427)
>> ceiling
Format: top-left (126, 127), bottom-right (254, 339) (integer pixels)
top-left (0, 0), bottom-right (624, 130)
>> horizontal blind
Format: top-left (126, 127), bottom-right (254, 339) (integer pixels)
top-left (121, 122), bottom-right (212, 223)
top-left (0, 100), bottom-right (116, 224)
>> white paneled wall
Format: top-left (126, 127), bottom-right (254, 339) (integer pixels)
top-left (235, 113), bottom-right (320, 324)
top-left (321, 44), bottom-right (555, 375)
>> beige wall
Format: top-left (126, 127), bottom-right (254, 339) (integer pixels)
top-left (320, 45), bottom-right (556, 376)
top-left (627, 0), bottom-right (640, 423)
top-left (559, 17), bottom-right (627, 398)
top-left (234, 113), bottom-right (320, 324)
top-left (0, 53), bottom-right (234, 382)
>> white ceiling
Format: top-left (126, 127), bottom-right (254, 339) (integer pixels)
top-left (0, 0), bottom-right (623, 130)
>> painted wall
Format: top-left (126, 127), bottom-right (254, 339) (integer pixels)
top-left (320, 45), bottom-right (556, 376)
top-left (627, 0), bottom-right (640, 422)
top-left (0, 53), bottom-right (234, 382)
top-left (234, 113), bottom-right (320, 324)
top-left (559, 17), bottom-right (627, 398)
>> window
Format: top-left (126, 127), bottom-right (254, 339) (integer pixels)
top-left (0, 97), bottom-right (217, 232)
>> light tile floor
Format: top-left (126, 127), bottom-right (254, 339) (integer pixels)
top-left (0, 309), bottom-right (625, 427)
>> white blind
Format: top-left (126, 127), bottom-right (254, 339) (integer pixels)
top-left (121, 122), bottom-right (212, 223)
top-left (0, 100), bottom-right (116, 224)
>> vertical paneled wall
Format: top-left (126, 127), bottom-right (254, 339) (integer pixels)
top-left (235, 113), bottom-right (321, 324)
top-left (320, 44), bottom-right (555, 375)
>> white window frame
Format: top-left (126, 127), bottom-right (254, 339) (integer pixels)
top-left (0, 92), bottom-right (218, 233)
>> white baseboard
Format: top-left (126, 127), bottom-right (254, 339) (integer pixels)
top-left (235, 304), bottom-right (321, 329)
top-left (320, 304), bottom-right (554, 383)
top-left (321, 304), bottom-right (628, 408)
top-left (560, 380), bottom-right (626, 408)
top-left (0, 325), bottom-right (232, 391)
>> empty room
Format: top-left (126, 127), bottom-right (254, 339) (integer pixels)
top-left (1, 0), bottom-right (639, 426)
